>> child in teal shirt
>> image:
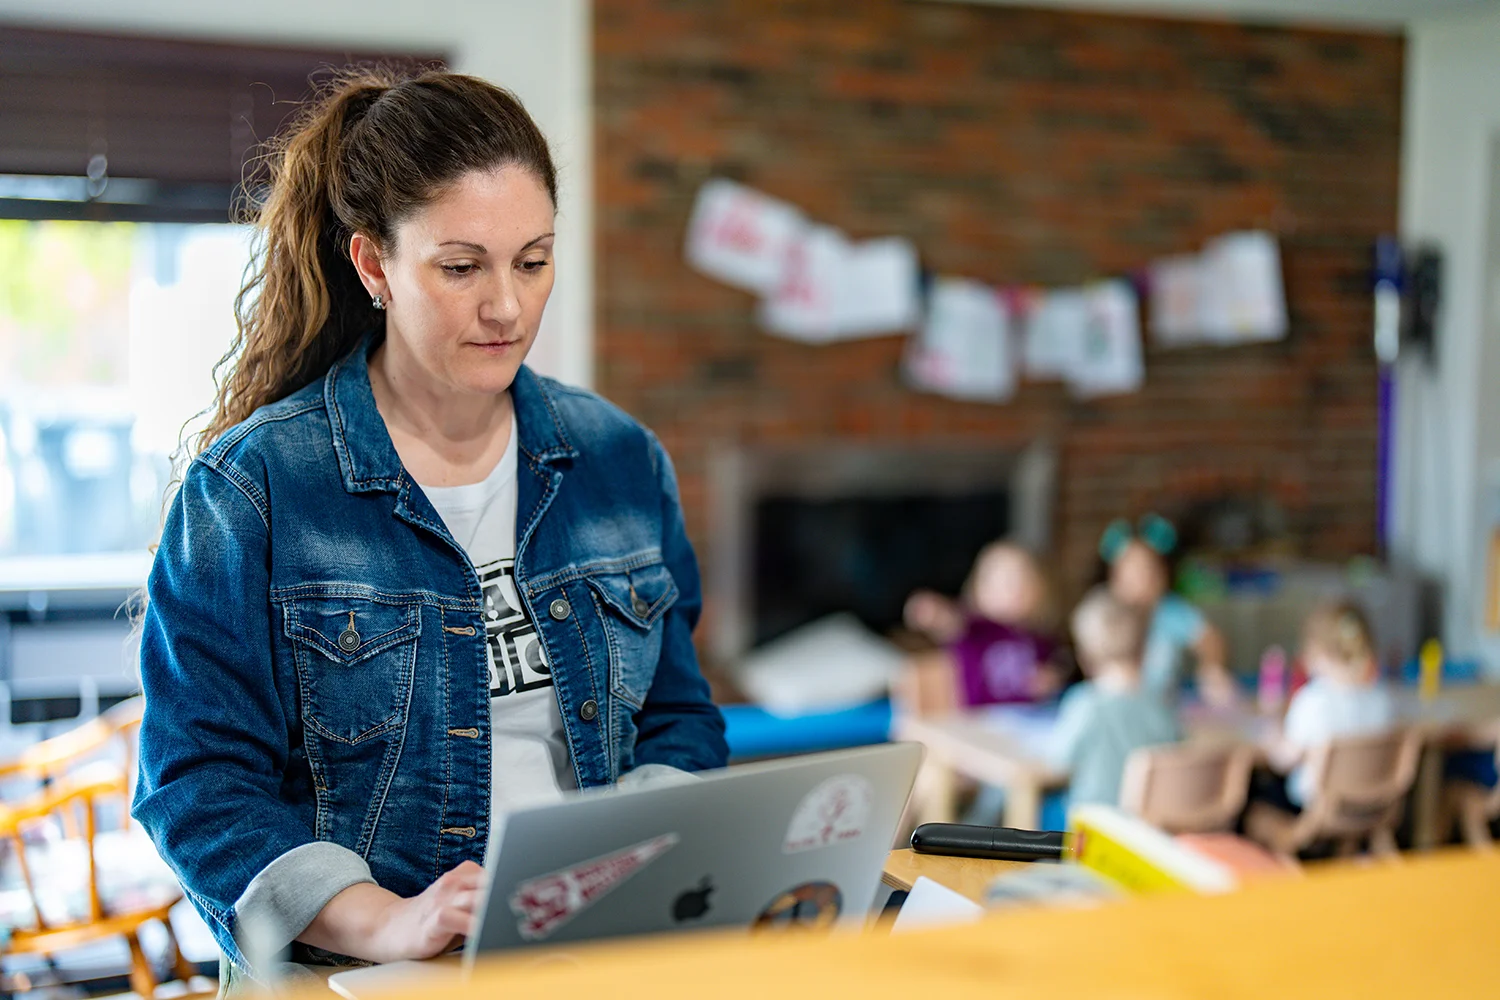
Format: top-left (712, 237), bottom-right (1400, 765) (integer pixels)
top-left (1050, 587), bottom-right (1180, 807)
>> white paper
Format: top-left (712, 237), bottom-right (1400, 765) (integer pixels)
top-left (1067, 279), bottom-right (1145, 399)
top-left (836, 236), bottom-right (921, 337)
top-left (757, 223), bottom-right (851, 342)
top-left (684, 179), bottom-right (805, 295)
top-left (891, 876), bottom-right (985, 934)
top-left (759, 229), bottom-right (920, 343)
top-left (1022, 288), bottom-right (1088, 380)
top-left (1198, 231), bottom-right (1287, 344)
top-left (1150, 254), bottom-right (1205, 347)
top-left (905, 277), bottom-right (1015, 403)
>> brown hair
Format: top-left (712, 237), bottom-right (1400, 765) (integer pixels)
top-left (197, 66), bottom-right (556, 454)
top-left (1303, 599), bottom-right (1376, 670)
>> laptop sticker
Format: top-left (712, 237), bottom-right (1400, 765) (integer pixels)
top-left (783, 774), bottom-right (873, 853)
top-left (509, 832), bottom-right (680, 941)
top-left (752, 881), bottom-right (843, 932)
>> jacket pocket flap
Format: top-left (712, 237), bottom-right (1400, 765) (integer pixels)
top-left (585, 562), bottom-right (678, 630)
top-left (284, 602), bottom-right (420, 665)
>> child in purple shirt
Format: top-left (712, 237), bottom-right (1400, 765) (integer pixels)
top-left (900, 541), bottom-right (1069, 712)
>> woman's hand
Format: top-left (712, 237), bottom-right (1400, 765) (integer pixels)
top-left (299, 861), bottom-right (486, 964)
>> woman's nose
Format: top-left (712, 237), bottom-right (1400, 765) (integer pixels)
top-left (480, 272), bottom-right (522, 326)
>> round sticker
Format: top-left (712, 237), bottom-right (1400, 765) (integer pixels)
top-left (752, 881), bottom-right (843, 932)
top-left (783, 774), bottom-right (874, 853)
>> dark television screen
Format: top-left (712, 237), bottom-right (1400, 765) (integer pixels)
top-left (751, 491), bottom-right (1010, 648)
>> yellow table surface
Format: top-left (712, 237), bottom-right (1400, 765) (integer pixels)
top-left (322, 849), bottom-right (1500, 999)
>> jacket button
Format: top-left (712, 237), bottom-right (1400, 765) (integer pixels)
top-left (549, 598), bottom-right (571, 621)
top-left (579, 699), bottom-right (599, 722)
top-left (631, 596), bottom-right (650, 618)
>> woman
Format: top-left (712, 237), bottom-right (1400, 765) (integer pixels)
top-left (132, 68), bottom-right (727, 981)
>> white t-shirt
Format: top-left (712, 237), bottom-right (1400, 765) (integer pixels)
top-left (1283, 676), bottom-right (1396, 806)
top-left (419, 416), bottom-right (577, 818)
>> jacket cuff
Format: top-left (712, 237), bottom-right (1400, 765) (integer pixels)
top-left (618, 763), bottom-right (700, 789)
top-left (233, 841), bottom-right (375, 959)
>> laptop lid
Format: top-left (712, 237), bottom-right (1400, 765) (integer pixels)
top-left (466, 742), bottom-right (922, 961)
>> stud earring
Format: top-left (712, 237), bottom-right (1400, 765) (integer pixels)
top-left (371, 293), bottom-right (386, 311)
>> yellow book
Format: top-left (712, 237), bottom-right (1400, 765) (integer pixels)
top-left (1068, 804), bottom-right (1237, 896)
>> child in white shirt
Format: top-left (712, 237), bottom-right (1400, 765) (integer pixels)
top-left (1269, 600), bottom-right (1395, 807)
top-left (1049, 587), bottom-right (1180, 808)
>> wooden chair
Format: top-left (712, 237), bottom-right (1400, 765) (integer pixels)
top-left (1119, 742), bottom-right (1256, 835)
top-left (0, 697), bottom-right (211, 997)
top-left (1245, 728), bottom-right (1422, 860)
top-left (1440, 718), bottom-right (1500, 849)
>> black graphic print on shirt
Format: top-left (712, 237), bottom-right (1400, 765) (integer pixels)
top-left (478, 558), bottom-right (552, 697)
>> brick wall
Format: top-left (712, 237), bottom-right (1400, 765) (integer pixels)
top-left (593, 0), bottom-right (1404, 619)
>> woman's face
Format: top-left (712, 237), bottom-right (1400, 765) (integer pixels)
top-left (355, 165), bottom-right (556, 398)
top-left (1109, 540), bottom-right (1168, 610)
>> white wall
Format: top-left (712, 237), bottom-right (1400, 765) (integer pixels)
top-left (0, 0), bottom-right (593, 388)
top-left (1395, 3), bottom-right (1500, 670)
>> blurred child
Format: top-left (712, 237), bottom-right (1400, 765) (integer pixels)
top-left (900, 541), bottom-right (1069, 715)
top-left (1267, 600), bottom-right (1395, 808)
top-left (1049, 587), bottom-right (1180, 808)
top-left (1101, 514), bottom-right (1237, 708)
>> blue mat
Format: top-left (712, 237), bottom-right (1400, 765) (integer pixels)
top-left (721, 699), bottom-right (893, 760)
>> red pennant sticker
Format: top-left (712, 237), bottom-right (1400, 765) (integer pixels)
top-left (509, 832), bottom-right (679, 941)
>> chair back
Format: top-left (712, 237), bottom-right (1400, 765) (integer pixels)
top-left (1120, 742), bottom-right (1255, 834)
top-left (0, 696), bottom-right (146, 934)
top-left (0, 761), bottom-right (128, 932)
top-left (0, 696), bottom-right (142, 787)
top-left (1303, 728), bottom-right (1421, 838)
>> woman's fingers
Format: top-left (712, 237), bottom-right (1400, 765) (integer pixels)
top-left (445, 888), bottom-right (481, 914)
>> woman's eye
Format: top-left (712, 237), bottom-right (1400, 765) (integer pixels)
top-left (441, 263), bottom-right (478, 276)
top-left (520, 258), bottom-right (550, 272)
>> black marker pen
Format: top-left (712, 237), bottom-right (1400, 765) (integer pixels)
top-left (910, 823), bottom-right (1070, 862)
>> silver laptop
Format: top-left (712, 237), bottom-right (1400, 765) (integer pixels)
top-left (329, 742), bottom-right (920, 997)
top-left (467, 741), bottom-right (922, 958)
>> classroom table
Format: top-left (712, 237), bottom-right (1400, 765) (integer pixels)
top-left (896, 683), bottom-right (1500, 836)
top-left (894, 705), bottom-right (1066, 830)
top-left (880, 848), bottom-right (1026, 904)
top-left (299, 849), bottom-right (1500, 999)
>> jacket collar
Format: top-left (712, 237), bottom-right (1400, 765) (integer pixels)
top-left (326, 333), bottom-right (577, 495)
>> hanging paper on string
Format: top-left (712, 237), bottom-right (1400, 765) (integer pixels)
top-left (904, 277), bottom-right (1015, 403)
top-left (1067, 280), bottom-right (1145, 399)
top-left (836, 237), bottom-right (922, 337)
top-left (1198, 231), bottom-right (1287, 344)
top-left (1148, 255), bottom-right (1204, 348)
top-left (684, 179), bottom-right (805, 295)
top-left (1022, 287), bottom-right (1087, 381)
top-left (757, 223), bottom-right (850, 342)
top-left (759, 228), bottom-right (920, 343)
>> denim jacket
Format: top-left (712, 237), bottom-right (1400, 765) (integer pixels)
top-left (132, 335), bottom-right (727, 972)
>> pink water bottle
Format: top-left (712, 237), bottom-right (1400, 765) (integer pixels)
top-left (1258, 645), bottom-right (1287, 714)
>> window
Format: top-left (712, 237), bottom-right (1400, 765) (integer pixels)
top-left (0, 27), bottom-right (443, 584)
top-left (0, 218), bottom-right (249, 559)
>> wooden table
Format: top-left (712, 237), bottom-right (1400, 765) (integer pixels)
top-left (880, 848), bottom-right (1026, 904)
top-left (894, 709), bottom-right (1066, 830)
top-left (897, 683), bottom-right (1500, 837)
top-left (307, 849), bottom-right (1500, 998)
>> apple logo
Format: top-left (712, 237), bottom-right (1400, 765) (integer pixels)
top-left (672, 877), bottom-right (714, 922)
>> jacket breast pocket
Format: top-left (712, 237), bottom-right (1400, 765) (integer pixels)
top-left (585, 562), bottom-right (678, 711)
top-left (283, 596), bottom-right (421, 744)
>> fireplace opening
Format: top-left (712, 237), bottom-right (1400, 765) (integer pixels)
top-left (708, 442), bottom-right (1055, 665)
